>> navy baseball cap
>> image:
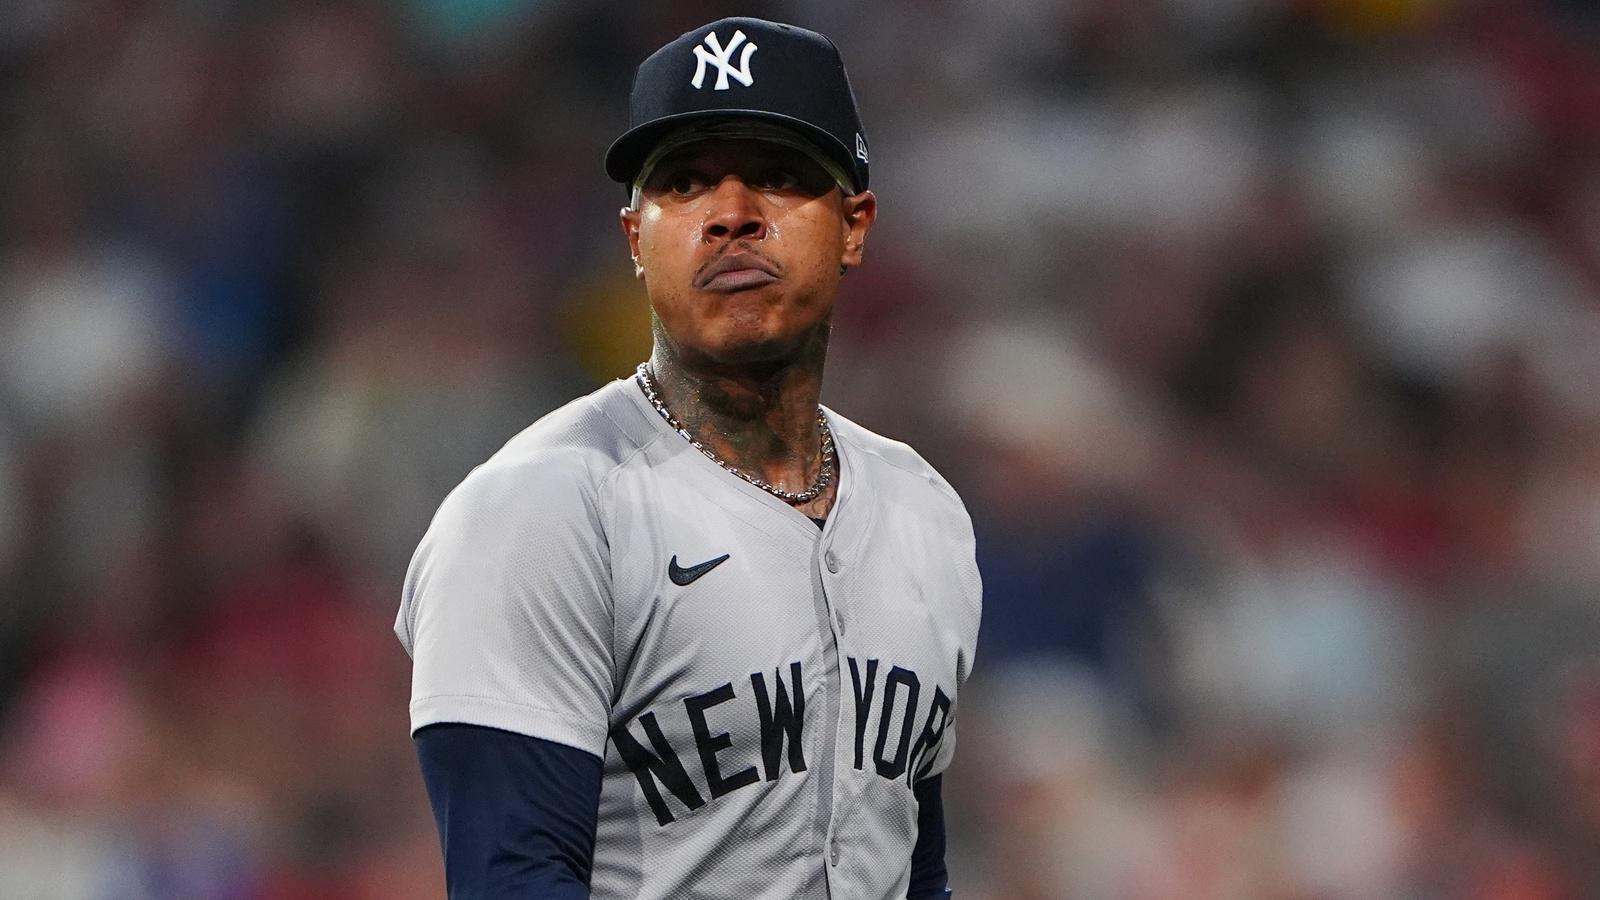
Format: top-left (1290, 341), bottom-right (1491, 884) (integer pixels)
top-left (605, 17), bottom-right (870, 194)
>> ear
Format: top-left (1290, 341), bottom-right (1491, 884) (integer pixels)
top-left (619, 205), bottom-right (644, 279)
top-left (839, 190), bottom-right (877, 271)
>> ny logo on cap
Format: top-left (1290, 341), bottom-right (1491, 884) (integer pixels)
top-left (691, 29), bottom-right (757, 91)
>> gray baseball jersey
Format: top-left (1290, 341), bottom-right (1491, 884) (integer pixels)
top-left (395, 376), bottom-right (982, 900)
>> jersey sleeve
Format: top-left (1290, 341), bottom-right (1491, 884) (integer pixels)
top-left (917, 484), bottom-right (983, 782)
top-left (396, 452), bottom-right (615, 757)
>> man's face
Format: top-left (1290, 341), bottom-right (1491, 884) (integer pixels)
top-left (620, 138), bottom-right (876, 367)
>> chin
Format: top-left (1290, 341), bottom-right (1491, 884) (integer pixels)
top-left (690, 316), bottom-right (827, 370)
top-left (695, 305), bottom-right (796, 358)
top-left (658, 299), bottom-right (830, 371)
top-left (701, 332), bottom-right (799, 367)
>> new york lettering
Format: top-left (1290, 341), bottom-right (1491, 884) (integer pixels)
top-left (612, 661), bottom-right (807, 826)
top-left (612, 657), bottom-right (953, 827)
top-left (847, 656), bottom-right (953, 787)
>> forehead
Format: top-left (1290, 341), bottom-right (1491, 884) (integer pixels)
top-left (650, 138), bottom-right (824, 172)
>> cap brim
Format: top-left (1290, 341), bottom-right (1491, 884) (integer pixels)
top-left (605, 109), bottom-right (860, 191)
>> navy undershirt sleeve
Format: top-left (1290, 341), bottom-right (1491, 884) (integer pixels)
top-left (909, 774), bottom-right (953, 899)
top-left (415, 723), bottom-right (602, 900)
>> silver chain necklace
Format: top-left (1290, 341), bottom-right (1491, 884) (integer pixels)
top-left (634, 362), bottom-right (835, 505)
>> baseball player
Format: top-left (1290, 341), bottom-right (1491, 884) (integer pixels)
top-left (396, 17), bottom-right (981, 899)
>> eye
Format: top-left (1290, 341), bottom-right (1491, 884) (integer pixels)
top-left (666, 171), bottom-right (706, 195)
top-left (754, 168), bottom-right (800, 191)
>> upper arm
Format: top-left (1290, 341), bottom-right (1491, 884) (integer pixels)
top-left (908, 774), bottom-right (952, 899)
top-left (398, 454), bottom-right (616, 755)
top-left (415, 723), bottom-right (601, 899)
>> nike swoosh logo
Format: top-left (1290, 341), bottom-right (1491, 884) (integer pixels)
top-left (668, 553), bottom-right (731, 586)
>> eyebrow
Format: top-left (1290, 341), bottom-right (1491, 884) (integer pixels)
top-left (655, 144), bottom-right (815, 169)
top-left (635, 143), bottom-right (838, 204)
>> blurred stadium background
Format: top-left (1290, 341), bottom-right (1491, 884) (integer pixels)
top-left (3, 0), bottom-right (1600, 897)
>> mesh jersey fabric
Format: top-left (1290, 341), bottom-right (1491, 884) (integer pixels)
top-left (396, 376), bottom-right (982, 900)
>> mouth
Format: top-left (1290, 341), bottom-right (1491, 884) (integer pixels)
top-left (696, 251), bottom-right (781, 292)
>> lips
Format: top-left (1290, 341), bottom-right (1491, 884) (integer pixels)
top-left (696, 251), bottom-right (781, 291)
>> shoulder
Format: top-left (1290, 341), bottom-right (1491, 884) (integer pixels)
top-left (436, 378), bottom-right (661, 523)
top-left (825, 408), bottom-right (971, 526)
top-left (399, 380), bottom-right (655, 651)
top-left (826, 408), bottom-right (980, 591)
top-left (408, 379), bottom-right (661, 600)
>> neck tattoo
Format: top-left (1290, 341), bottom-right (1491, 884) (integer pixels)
top-left (635, 362), bottom-right (835, 505)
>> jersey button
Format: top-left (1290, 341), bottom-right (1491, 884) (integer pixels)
top-left (829, 840), bottom-right (841, 866)
top-left (834, 610), bottom-right (846, 635)
top-left (824, 550), bottom-right (840, 573)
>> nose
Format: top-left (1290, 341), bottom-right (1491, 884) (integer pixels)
top-left (701, 176), bottom-right (767, 243)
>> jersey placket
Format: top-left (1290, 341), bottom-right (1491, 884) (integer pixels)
top-left (812, 440), bottom-right (868, 899)
top-left (818, 540), bottom-right (850, 896)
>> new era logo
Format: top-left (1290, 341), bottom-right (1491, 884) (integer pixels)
top-left (691, 29), bottom-right (757, 91)
top-left (856, 133), bottom-right (869, 164)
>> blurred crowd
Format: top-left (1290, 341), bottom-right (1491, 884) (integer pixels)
top-left (2, 0), bottom-right (1598, 898)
